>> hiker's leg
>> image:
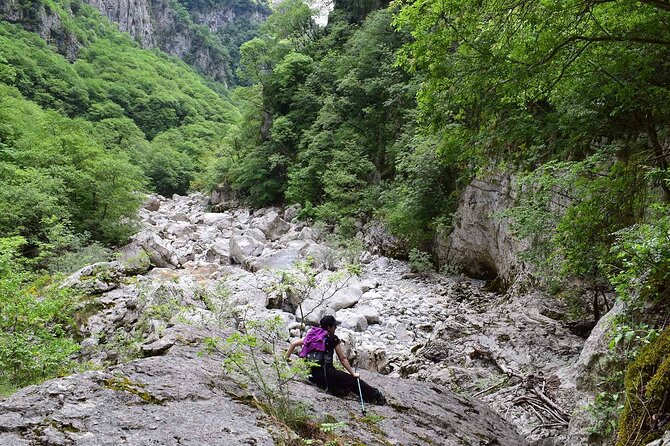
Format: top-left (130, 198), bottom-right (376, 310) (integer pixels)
top-left (308, 366), bottom-right (328, 389)
top-left (322, 369), bottom-right (382, 403)
top-left (320, 368), bottom-right (356, 395)
top-left (351, 377), bottom-right (383, 403)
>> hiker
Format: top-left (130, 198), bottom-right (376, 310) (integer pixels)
top-left (286, 315), bottom-right (386, 405)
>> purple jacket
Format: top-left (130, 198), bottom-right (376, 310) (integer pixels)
top-left (299, 327), bottom-right (329, 358)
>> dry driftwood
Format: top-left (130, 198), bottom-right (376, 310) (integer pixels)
top-left (471, 345), bottom-right (570, 427)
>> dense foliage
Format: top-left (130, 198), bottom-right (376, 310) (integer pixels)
top-left (0, 10), bottom-right (239, 195)
top-left (2, 0), bottom-right (670, 440)
top-left (0, 237), bottom-right (79, 394)
top-left (206, 0), bottom-right (670, 441)
top-left (207, 1), bottom-right (454, 247)
top-left (0, 0), bottom-right (242, 388)
top-left (0, 0), bottom-right (241, 264)
top-left (0, 84), bottom-right (145, 257)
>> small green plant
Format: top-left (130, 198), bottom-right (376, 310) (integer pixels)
top-left (587, 391), bottom-right (624, 438)
top-left (586, 320), bottom-right (662, 441)
top-left (439, 262), bottom-right (460, 276)
top-left (408, 249), bottom-right (433, 274)
top-left (609, 323), bottom-right (659, 352)
top-left (324, 232), bottom-right (365, 267)
top-left (268, 259), bottom-right (361, 335)
top-left (319, 421), bottom-right (347, 433)
top-left (359, 413), bottom-right (384, 424)
top-left (198, 283), bottom-right (235, 329)
top-left (204, 315), bottom-right (314, 434)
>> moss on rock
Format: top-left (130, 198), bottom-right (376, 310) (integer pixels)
top-left (616, 327), bottom-right (670, 446)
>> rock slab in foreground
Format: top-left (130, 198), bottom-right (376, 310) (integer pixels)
top-left (0, 343), bottom-right (527, 446)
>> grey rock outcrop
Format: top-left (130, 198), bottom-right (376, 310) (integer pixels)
top-left (229, 230), bottom-right (265, 265)
top-left (561, 300), bottom-right (627, 446)
top-left (0, 0), bottom-right (81, 59)
top-left (85, 0), bottom-right (153, 46)
top-left (0, 348), bottom-right (277, 446)
top-left (255, 209), bottom-right (290, 240)
top-left (2, 193), bottom-right (601, 445)
top-left (0, 0), bottom-right (269, 84)
top-left (438, 174), bottom-right (529, 284)
top-left (0, 341), bottom-right (528, 446)
top-left (61, 260), bottom-right (149, 294)
top-left (647, 430), bottom-right (670, 446)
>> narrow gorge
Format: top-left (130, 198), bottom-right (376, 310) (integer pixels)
top-left (2, 0), bottom-right (670, 443)
top-left (0, 191), bottom-right (629, 445)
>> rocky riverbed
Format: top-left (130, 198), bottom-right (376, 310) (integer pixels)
top-left (0, 193), bottom-right (621, 445)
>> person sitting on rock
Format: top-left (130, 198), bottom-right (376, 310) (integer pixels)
top-left (286, 315), bottom-right (386, 405)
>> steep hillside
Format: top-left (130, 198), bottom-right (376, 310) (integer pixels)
top-left (0, 0), bottom-right (269, 84)
top-left (0, 194), bottom-right (530, 446)
top-left (0, 0), bottom-right (239, 272)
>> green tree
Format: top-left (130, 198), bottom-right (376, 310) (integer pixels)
top-left (0, 237), bottom-right (80, 392)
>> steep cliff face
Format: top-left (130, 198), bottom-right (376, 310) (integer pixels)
top-left (82, 0), bottom-right (269, 84)
top-left (0, 0), bottom-right (269, 85)
top-left (85, 0), bottom-right (153, 46)
top-left (187, 0), bottom-right (266, 33)
top-left (437, 174), bottom-right (530, 285)
top-left (0, 0), bottom-right (81, 60)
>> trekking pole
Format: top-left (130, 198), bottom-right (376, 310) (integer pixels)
top-left (355, 369), bottom-right (366, 416)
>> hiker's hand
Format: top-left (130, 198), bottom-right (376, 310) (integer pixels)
top-left (352, 372), bottom-right (360, 378)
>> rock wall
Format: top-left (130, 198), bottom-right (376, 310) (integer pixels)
top-left (0, 0), bottom-right (81, 60)
top-left (438, 173), bottom-right (530, 285)
top-left (82, 0), bottom-right (267, 84)
top-left (0, 340), bottom-right (528, 446)
top-left (85, 0), bottom-right (153, 47)
top-left (0, 0), bottom-right (269, 84)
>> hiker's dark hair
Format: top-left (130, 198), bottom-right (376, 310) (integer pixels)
top-left (319, 315), bottom-right (339, 329)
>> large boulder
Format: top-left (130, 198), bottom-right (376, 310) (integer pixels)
top-left (294, 278), bottom-right (365, 324)
top-left (354, 344), bottom-right (390, 373)
top-left (355, 304), bottom-right (381, 325)
top-left (135, 232), bottom-right (179, 268)
top-left (229, 232), bottom-right (266, 265)
top-left (0, 353), bottom-right (275, 446)
top-left (283, 204), bottom-right (301, 222)
top-left (0, 342), bottom-right (528, 446)
top-left (61, 260), bottom-right (149, 294)
top-left (164, 221), bottom-right (195, 239)
top-left (329, 285), bottom-right (363, 311)
top-left (336, 309), bottom-right (368, 332)
top-left (247, 241), bottom-right (311, 272)
top-left (143, 195), bottom-right (161, 212)
top-left (204, 239), bottom-right (230, 265)
top-left (255, 210), bottom-right (290, 241)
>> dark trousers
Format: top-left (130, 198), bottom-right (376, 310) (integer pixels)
top-left (309, 366), bottom-right (379, 402)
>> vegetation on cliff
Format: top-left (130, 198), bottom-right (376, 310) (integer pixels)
top-left (0, 0), bottom-right (241, 390)
top-left (0, 0), bottom-right (240, 260)
top-left (2, 0), bottom-right (670, 441)
top-left (205, 0), bottom-right (670, 442)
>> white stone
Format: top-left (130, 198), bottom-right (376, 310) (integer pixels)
top-left (329, 286), bottom-right (362, 311)
top-left (229, 233), bottom-right (265, 265)
top-left (355, 305), bottom-right (381, 324)
top-left (255, 210), bottom-right (290, 241)
top-left (336, 309), bottom-right (368, 332)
